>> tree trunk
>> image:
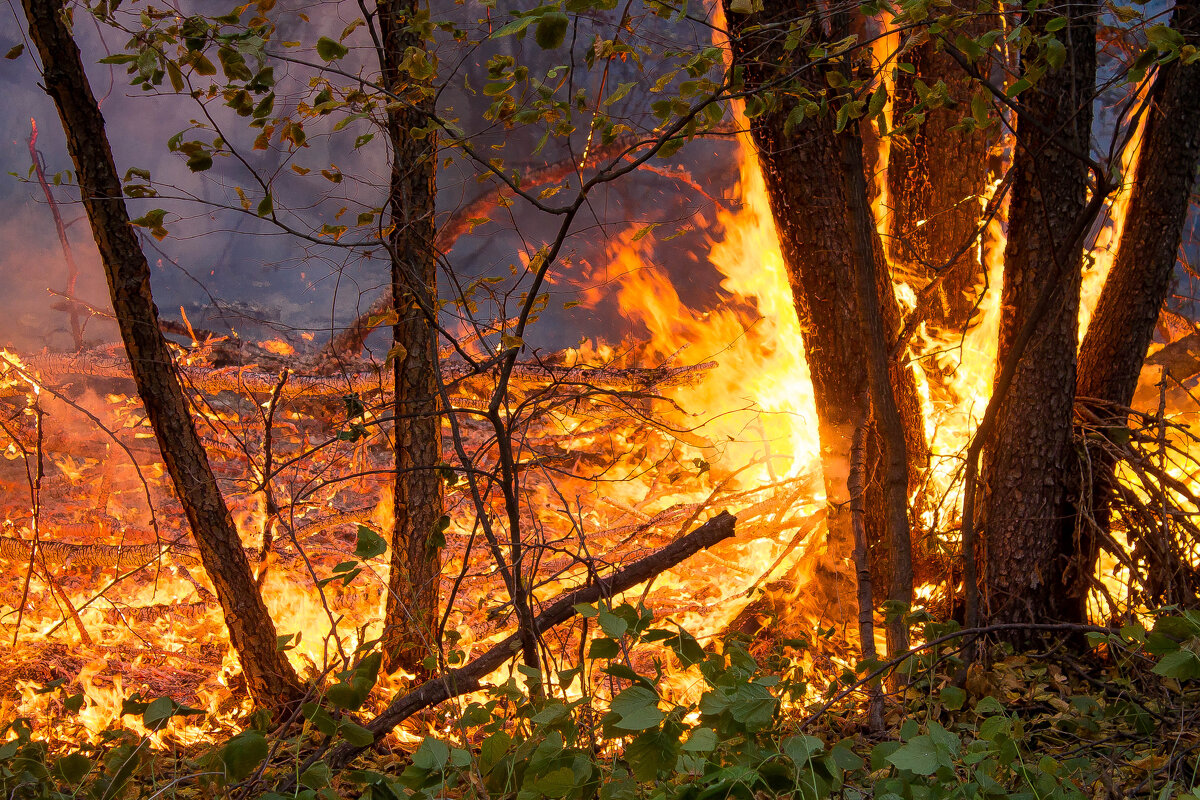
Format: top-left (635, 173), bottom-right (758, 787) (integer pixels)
top-left (1072, 0), bottom-right (1200, 603)
top-left (22, 0), bottom-right (303, 708)
top-left (1077, 0), bottom-right (1200, 410)
top-left (723, 0), bottom-right (927, 650)
top-left (981, 3), bottom-right (1097, 625)
top-left (888, 20), bottom-right (992, 334)
top-left (377, 0), bottom-right (444, 677)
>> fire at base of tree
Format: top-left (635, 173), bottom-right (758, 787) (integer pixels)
top-left (1, 0), bottom-right (1200, 794)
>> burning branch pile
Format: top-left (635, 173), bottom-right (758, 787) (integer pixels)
top-left (0, 338), bottom-right (828, 740)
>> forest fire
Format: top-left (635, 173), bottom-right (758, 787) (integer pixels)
top-left (2, 122), bottom-right (1194, 751)
top-left (4, 0), bottom-right (1200, 791)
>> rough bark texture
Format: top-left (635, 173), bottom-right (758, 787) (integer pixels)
top-left (1077, 0), bottom-right (1200, 409)
top-left (378, 0), bottom-right (444, 677)
top-left (888, 19), bottom-right (992, 333)
top-left (981, 2), bottom-right (1097, 625)
top-left (723, 0), bottom-right (927, 635)
top-left (841, 127), bottom-right (915, 655)
top-left (1072, 0), bottom-right (1200, 598)
top-left (22, 0), bottom-right (302, 707)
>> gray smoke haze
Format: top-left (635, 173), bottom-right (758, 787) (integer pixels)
top-left (0, 0), bottom-right (737, 359)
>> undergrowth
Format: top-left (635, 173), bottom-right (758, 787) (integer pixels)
top-left (3, 606), bottom-right (1200, 799)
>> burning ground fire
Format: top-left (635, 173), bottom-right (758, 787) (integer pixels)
top-left (0, 122), bottom-right (1197, 751)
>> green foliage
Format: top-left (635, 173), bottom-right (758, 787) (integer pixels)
top-left (5, 609), bottom-right (1200, 798)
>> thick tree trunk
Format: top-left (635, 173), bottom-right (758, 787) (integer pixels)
top-left (723, 0), bottom-right (927, 649)
top-left (22, 0), bottom-right (303, 708)
top-left (888, 20), bottom-right (992, 334)
top-left (377, 0), bottom-right (444, 677)
top-left (1072, 0), bottom-right (1200, 602)
top-left (981, 3), bottom-right (1097, 625)
top-left (1077, 0), bottom-right (1200, 409)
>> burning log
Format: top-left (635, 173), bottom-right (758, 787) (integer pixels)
top-left (0, 504), bottom-right (374, 570)
top-left (15, 349), bottom-right (716, 398)
top-left (300, 510), bottom-right (738, 778)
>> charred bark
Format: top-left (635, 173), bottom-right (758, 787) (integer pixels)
top-left (21, 0), bottom-right (303, 707)
top-left (722, 0), bottom-right (927, 649)
top-left (888, 19), bottom-right (992, 334)
top-left (981, 2), bottom-right (1097, 626)
top-left (377, 0), bottom-right (444, 677)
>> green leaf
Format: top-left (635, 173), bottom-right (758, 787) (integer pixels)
top-left (609, 686), bottom-right (664, 730)
top-left (886, 735), bottom-right (940, 775)
top-left (1043, 37), bottom-right (1066, 70)
top-left (1006, 77), bottom-right (1032, 97)
top-left (143, 696), bottom-right (176, 728)
top-left (221, 731), bottom-right (269, 781)
top-left (166, 60), bottom-right (184, 91)
top-left (1044, 15), bottom-right (1067, 31)
top-left (535, 12), bottom-right (569, 49)
top-left (974, 696), bottom-right (1005, 715)
top-left (131, 208), bottom-right (169, 240)
top-left (492, 15), bottom-right (538, 38)
top-left (6, 43), bottom-right (26, 60)
top-left (316, 36), bottom-right (349, 62)
top-left (54, 753), bottom-right (92, 784)
top-left (301, 761), bottom-right (331, 789)
top-left (186, 151), bottom-right (213, 172)
top-left (192, 53), bottom-right (217, 75)
top-left (530, 766), bottom-right (576, 797)
top-left (598, 609), bottom-right (628, 638)
top-left (257, 193), bottom-right (273, 217)
top-left (355, 524), bottom-right (388, 560)
top-left (940, 685), bottom-right (966, 710)
top-left (605, 81), bottom-right (636, 106)
top-left (680, 727), bottom-right (718, 752)
top-left (340, 721), bottom-right (375, 747)
top-left (1153, 649), bottom-right (1200, 680)
top-left (412, 737), bottom-right (450, 771)
top-left (588, 637), bottom-right (621, 659)
top-left (831, 743), bottom-right (864, 771)
top-left (783, 734), bottom-right (825, 766)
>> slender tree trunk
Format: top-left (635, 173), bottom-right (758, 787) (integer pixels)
top-left (888, 19), bottom-right (992, 334)
top-left (841, 123), bottom-right (915, 655)
top-left (981, 2), bottom-right (1097, 625)
top-left (1072, 0), bottom-right (1200, 604)
top-left (22, 0), bottom-right (303, 708)
top-left (377, 0), bottom-right (444, 677)
top-left (723, 0), bottom-right (927, 650)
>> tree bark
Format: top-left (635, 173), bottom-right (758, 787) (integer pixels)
top-left (981, 2), bottom-right (1097, 625)
top-left (841, 125), bottom-right (915, 655)
top-left (22, 0), bottom-right (303, 708)
top-left (377, 0), bottom-right (444, 677)
top-left (1077, 0), bottom-right (1200, 410)
top-left (722, 0), bottom-right (927, 647)
top-left (888, 20), bottom-right (992, 334)
top-left (1072, 0), bottom-right (1200, 603)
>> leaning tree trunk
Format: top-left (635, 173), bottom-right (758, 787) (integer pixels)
top-left (377, 0), bottom-right (444, 677)
top-left (981, 2), bottom-right (1097, 625)
top-left (22, 0), bottom-right (303, 708)
top-left (723, 0), bottom-right (928, 653)
top-left (1078, 0), bottom-right (1200, 410)
top-left (888, 16), bottom-right (993, 335)
top-left (1072, 0), bottom-right (1200, 602)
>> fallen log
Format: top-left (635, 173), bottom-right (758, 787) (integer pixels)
top-left (0, 506), bottom-right (374, 570)
top-left (298, 510), bottom-right (737, 778)
top-left (16, 350), bottom-right (714, 398)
